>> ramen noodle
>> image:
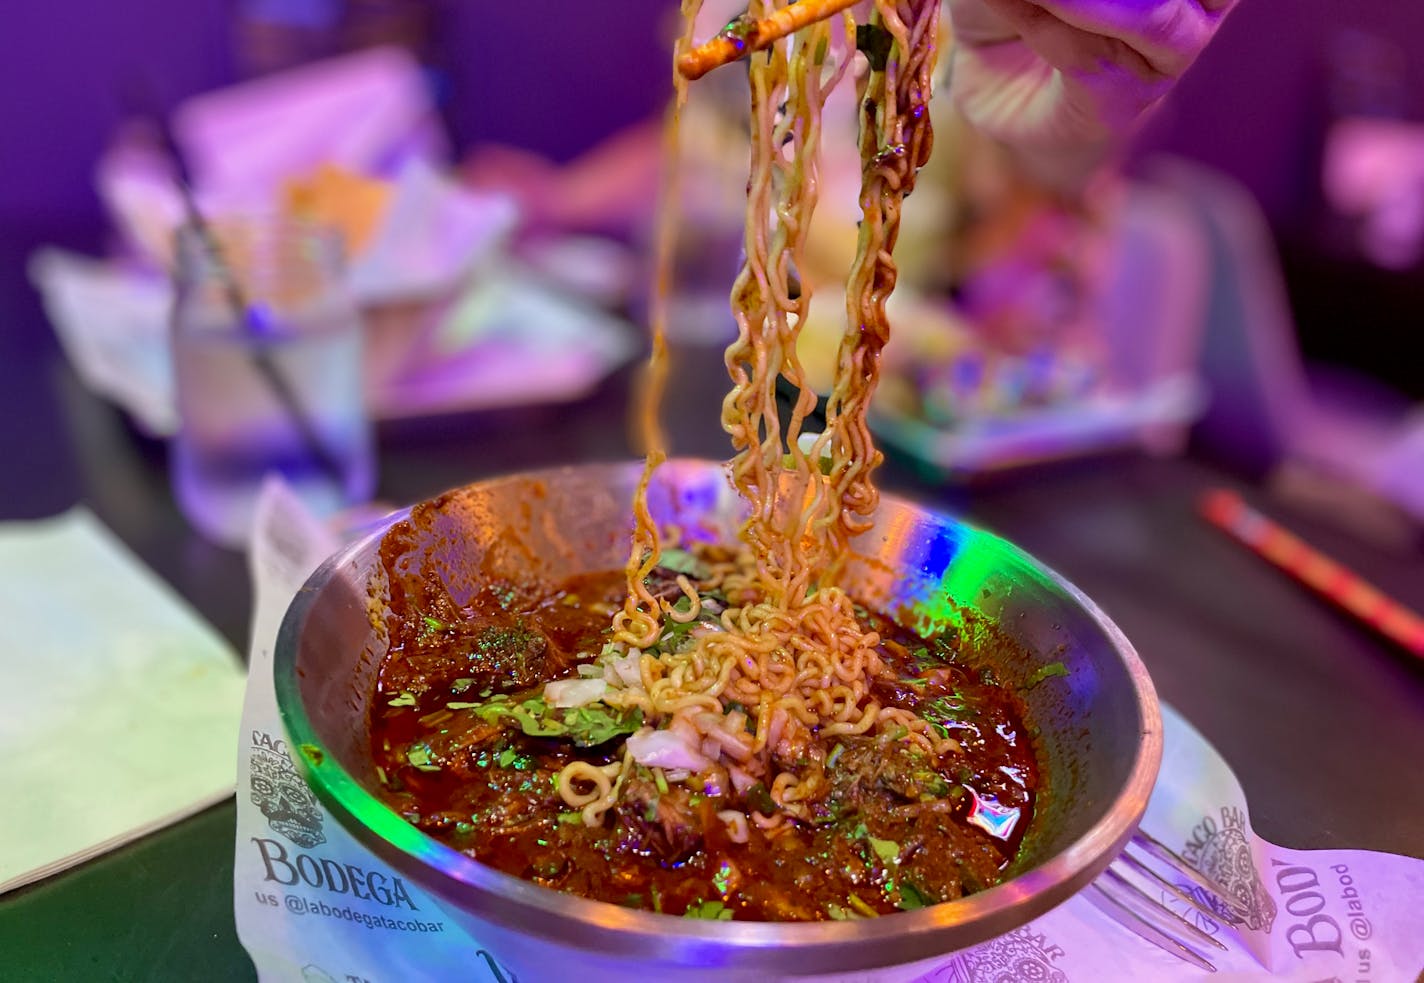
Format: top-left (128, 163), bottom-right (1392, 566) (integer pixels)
top-left (371, 0), bottom-right (1042, 921)
top-left (603, 0), bottom-right (942, 836)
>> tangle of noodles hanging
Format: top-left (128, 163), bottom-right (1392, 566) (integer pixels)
top-left (558, 0), bottom-right (945, 828)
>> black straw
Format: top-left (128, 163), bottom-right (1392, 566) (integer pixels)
top-left (132, 82), bottom-right (349, 486)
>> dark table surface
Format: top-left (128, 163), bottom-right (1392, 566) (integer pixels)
top-left (2, 316), bottom-right (1423, 981)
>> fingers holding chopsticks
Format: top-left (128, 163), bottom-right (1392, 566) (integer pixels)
top-left (943, 0), bottom-right (1236, 165)
top-left (1012, 0), bottom-right (1236, 77)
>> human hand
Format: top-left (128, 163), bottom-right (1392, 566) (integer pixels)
top-left (945, 0), bottom-right (1237, 166)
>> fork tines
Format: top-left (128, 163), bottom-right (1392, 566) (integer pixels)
top-left (1087, 828), bottom-right (1255, 972)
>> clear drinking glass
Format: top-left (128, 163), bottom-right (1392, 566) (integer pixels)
top-left (170, 217), bottom-right (375, 548)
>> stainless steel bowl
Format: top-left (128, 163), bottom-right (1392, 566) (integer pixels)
top-left (275, 460), bottom-right (1161, 981)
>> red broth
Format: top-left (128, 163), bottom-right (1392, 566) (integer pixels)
top-left (369, 566), bottom-right (1040, 921)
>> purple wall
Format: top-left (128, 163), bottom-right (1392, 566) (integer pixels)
top-left (1133, 0), bottom-right (1424, 229)
top-left (4, 0), bottom-right (1423, 359)
top-left (9, 0), bottom-right (1424, 239)
top-left (0, 0), bottom-right (233, 359)
top-left (437, 0), bottom-right (673, 164)
top-left (0, 0), bottom-right (233, 233)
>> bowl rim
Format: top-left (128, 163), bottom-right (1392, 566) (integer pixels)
top-left (274, 459), bottom-right (1162, 969)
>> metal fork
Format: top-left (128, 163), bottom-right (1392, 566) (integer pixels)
top-left (1085, 829), bottom-right (1252, 973)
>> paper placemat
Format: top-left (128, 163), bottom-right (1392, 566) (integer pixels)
top-left (233, 485), bottom-right (1424, 982)
top-left (0, 510), bottom-right (247, 895)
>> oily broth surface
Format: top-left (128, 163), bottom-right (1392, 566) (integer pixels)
top-left (368, 560), bottom-right (1041, 922)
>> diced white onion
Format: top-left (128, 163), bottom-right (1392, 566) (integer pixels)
top-left (626, 728), bottom-right (711, 771)
top-left (604, 652), bottom-right (643, 688)
top-left (669, 715), bottom-right (702, 746)
top-left (765, 707), bottom-right (787, 750)
top-left (543, 677), bottom-right (608, 708)
top-left (705, 726), bottom-right (753, 762)
top-left (728, 765), bottom-right (758, 794)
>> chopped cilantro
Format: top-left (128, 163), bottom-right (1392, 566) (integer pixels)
top-left (868, 836), bottom-right (900, 865)
top-left (847, 894), bottom-right (880, 918)
top-left (406, 746), bottom-right (440, 772)
top-left (568, 704), bottom-right (645, 746)
top-left (656, 548), bottom-right (710, 579)
top-left (921, 694), bottom-right (969, 736)
top-left (784, 450), bottom-right (833, 476)
top-left (466, 693), bottom-right (643, 746)
top-left (1024, 661), bottom-right (1070, 688)
top-left (683, 900), bottom-right (734, 921)
top-left (856, 24), bottom-right (893, 71)
top-left (497, 747), bottom-right (518, 768)
top-left (387, 692), bottom-right (418, 708)
top-left (653, 614), bottom-right (707, 654)
top-left (746, 782), bottom-right (775, 816)
top-left (712, 861), bottom-right (733, 895)
top-left (897, 881), bottom-right (932, 911)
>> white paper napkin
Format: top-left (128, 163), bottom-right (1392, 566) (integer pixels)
top-left (0, 510), bottom-right (248, 894)
top-left (29, 244), bottom-right (635, 437)
top-left (173, 46), bottom-right (448, 200)
top-left (27, 250), bottom-right (177, 436)
top-left (233, 487), bottom-right (1424, 982)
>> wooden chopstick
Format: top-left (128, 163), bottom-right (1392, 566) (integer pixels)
top-left (1199, 489), bottom-right (1424, 660)
top-left (678, 0), bottom-right (862, 80)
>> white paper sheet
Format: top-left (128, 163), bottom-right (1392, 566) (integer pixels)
top-left (233, 486), bottom-right (1424, 982)
top-left (0, 510), bottom-right (247, 894)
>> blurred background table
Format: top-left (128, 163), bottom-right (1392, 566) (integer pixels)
top-left (1, 244), bottom-right (1422, 979)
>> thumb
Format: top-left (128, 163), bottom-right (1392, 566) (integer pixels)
top-left (944, 0), bottom-right (1022, 45)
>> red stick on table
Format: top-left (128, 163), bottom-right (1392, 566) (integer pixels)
top-left (1199, 488), bottom-right (1424, 660)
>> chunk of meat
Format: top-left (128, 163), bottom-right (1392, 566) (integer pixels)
top-left (421, 716), bottom-right (505, 780)
top-left (643, 566), bottom-right (688, 603)
top-left (614, 777), bottom-right (703, 862)
top-left (892, 809), bottom-right (1007, 900)
top-left (383, 620), bottom-right (551, 697)
top-left (826, 737), bottom-right (952, 808)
